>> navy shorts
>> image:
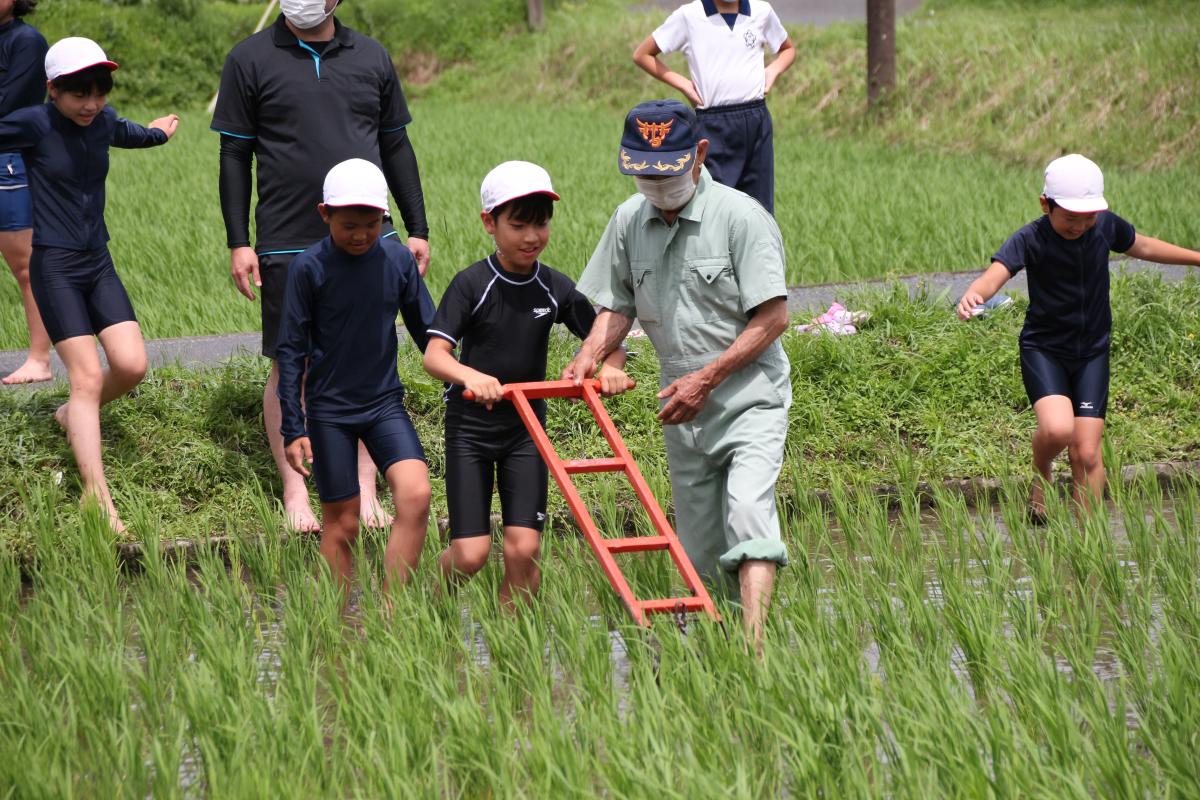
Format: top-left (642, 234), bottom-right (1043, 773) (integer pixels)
top-left (307, 398), bottom-right (426, 503)
top-left (29, 246), bottom-right (137, 343)
top-left (1020, 347), bottom-right (1109, 419)
top-left (696, 99), bottom-right (774, 213)
top-left (0, 152), bottom-right (31, 232)
top-left (444, 413), bottom-right (547, 539)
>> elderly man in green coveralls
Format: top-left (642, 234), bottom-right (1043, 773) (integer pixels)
top-left (566, 99), bottom-right (791, 648)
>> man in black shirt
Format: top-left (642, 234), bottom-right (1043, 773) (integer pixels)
top-left (212, 0), bottom-right (429, 532)
top-left (957, 154), bottom-right (1200, 518)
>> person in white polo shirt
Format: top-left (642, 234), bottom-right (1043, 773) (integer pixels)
top-left (634, 0), bottom-right (794, 213)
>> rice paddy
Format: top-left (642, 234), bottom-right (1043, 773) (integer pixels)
top-left (2, 470), bottom-right (1197, 796)
top-left (1, 99), bottom-right (1197, 351)
top-left (3, 1), bottom-right (1199, 793)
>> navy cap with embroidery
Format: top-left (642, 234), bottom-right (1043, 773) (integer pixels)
top-left (617, 99), bottom-right (700, 176)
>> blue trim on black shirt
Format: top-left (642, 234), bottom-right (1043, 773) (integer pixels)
top-left (212, 128), bottom-right (256, 139)
top-left (295, 38), bottom-right (322, 79)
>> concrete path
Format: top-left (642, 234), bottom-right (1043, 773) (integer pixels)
top-left (644, 0), bottom-right (923, 27)
top-left (1, 259), bottom-right (1194, 385)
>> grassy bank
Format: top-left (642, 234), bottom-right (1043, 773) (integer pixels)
top-left (2, 465), bottom-right (1197, 794)
top-left (426, 0), bottom-right (1200, 173)
top-left (3, 272), bottom-right (1198, 557)
top-left (1, 104), bottom-right (1197, 351)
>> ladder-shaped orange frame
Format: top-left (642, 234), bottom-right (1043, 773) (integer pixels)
top-left (466, 379), bottom-right (720, 627)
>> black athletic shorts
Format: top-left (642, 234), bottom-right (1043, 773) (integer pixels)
top-left (1020, 347), bottom-right (1109, 419)
top-left (258, 251), bottom-right (299, 360)
top-left (444, 412), bottom-right (547, 539)
top-left (307, 397), bottom-right (426, 503)
top-left (29, 245), bottom-right (137, 343)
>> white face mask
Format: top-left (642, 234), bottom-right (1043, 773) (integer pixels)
top-left (281, 0), bottom-right (337, 30)
top-left (634, 172), bottom-right (697, 212)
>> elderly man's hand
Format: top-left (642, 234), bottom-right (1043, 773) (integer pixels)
top-left (656, 369), bottom-right (713, 424)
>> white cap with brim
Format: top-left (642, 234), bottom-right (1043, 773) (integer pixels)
top-left (481, 161), bottom-right (560, 214)
top-left (323, 158), bottom-right (389, 211)
top-left (45, 37), bottom-right (118, 82)
top-left (1043, 153), bottom-right (1108, 214)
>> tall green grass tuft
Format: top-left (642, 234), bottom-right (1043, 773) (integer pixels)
top-left (2, 467), bottom-right (1197, 793)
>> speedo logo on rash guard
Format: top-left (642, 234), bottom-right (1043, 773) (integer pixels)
top-left (532, 307), bottom-right (551, 318)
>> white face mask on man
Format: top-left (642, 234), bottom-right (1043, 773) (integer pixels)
top-left (281, 0), bottom-right (337, 30)
top-left (634, 172), bottom-right (698, 212)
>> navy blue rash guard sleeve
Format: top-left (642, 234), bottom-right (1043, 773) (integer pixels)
top-left (396, 246), bottom-right (435, 353)
top-left (379, 127), bottom-right (429, 241)
top-left (110, 117), bottom-right (169, 149)
top-left (994, 227), bottom-right (1030, 276)
top-left (219, 134), bottom-right (255, 249)
top-left (276, 263), bottom-right (314, 445)
top-left (0, 107), bottom-right (42, 149)
top-left (1101, 213), bottom-right (1136, 253)
top-left (0, 28), bottom-right (47, 117)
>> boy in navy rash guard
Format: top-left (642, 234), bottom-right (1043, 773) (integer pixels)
top-left (278, 159), bottom-right (435, 599)
top-left (0, 37), bottom-right (177, 533)
top-left (957, 154), bottom-right (1200, 518)
top-left (422, 161), bottom-right (633, 610)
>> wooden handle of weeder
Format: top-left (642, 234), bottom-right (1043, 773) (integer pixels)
top-left (461, 378), bottom-right (632, 402)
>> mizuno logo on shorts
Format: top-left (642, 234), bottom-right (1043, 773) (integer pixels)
top-left (532, 307), bottom-right (551, 318)
top-left (1079, 402), bottom-right (1094, 409)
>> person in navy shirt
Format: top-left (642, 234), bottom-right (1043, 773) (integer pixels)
top-left (278, 159), bottom-right (435, 600)
top-left (0, 0), bottom-right (48, 384)
top-left (957, 154), bottom-right (1200, 519)
top-left (423, 161), bottom-right (632, 610)
top-left (0, 37), bottom-right (177, 533)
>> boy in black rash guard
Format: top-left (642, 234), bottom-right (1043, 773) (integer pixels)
top-left (423, 161), bottom-right (634, 609)
top-left (278, 159), bottom-right (435, 599)
top-left (957, 154), bottom-right (1200, 518)
top-left (0, 37), bottom-right (177, 533)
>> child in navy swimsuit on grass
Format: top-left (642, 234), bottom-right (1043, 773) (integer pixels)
top-left (278, 159), bottom-right (435, 600)
top-left (0, 37), bottom-right (177, 532)
top-left (957, 154), bottom-right (1200, 519)
top-left (422, 161), bottom-right (633, 610)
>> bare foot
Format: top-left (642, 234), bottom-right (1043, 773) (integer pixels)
top-left (283, 493), bottom-right (321, 533)
top-left (2, 357), bottom-right (52, 385)
top-left (54, 403), bottom-right (69, 437)
top-left (80, 494), bottom-right (127, 535)
top-left (1028, 483), bottom-right (1048, 525)
top-left (359, 495), bottom-right (393, 529)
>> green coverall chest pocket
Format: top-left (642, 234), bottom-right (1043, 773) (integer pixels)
top-left (632, 264), bottom-right (659, 323)
top-left (684, 257), bottom-right (740, 322)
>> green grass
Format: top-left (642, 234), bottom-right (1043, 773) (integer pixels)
top-left (425, 0), bottom-right (1200, 172)
top-left (1, 102), bottom-right (1197, 351)
top-left (3, 271), bottom-right (1198, 558)
top-left (2, 460), bottom-right (1197, 794)
top-left (2, 0), bottom-right (1198, 350)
